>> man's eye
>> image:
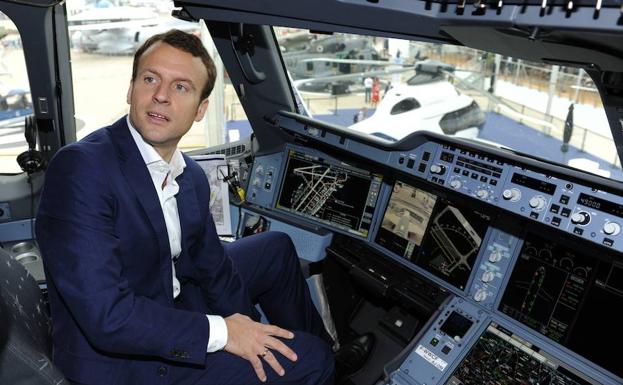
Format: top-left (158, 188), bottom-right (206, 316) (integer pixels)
top-left (175, 83), bottom-right (188, 92)
top-left (144, 76), bottom-right (156, 84)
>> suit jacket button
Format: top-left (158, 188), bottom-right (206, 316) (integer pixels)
top-left (157, 366), bottom-right (168, 376)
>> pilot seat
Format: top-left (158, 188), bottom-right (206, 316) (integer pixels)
top-left (0, 246), bottom-right (67, 384)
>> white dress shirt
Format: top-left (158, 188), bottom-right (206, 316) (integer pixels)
top-left (127, 117), bottom-right (227, 352)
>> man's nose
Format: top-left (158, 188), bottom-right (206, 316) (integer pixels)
top-left (153, 84), bottom-right (170, 104)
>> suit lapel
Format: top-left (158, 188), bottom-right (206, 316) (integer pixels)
top-left (175, 162), bottom-right (201, 258)
top-left (108, 118), bottom-right (170, 265)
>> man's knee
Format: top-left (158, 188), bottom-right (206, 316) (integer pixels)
top-left (264, 231), bottom-right (297, 261)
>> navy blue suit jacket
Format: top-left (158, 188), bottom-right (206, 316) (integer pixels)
top-left (36, 117), bottom-right (257, 384)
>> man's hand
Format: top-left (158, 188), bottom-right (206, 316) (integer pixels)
top-left (224, 313), bottom-right (297, 382)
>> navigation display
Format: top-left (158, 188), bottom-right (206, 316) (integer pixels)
top-left (414, 204), bottom-right (490, 290)
top-left (500, 234), bottom-right (623, 378)
top-left (276, 149), bottom-right (382, 237)
top-left (375, 181), bottom-right (437, 260)
top-left (446, 323), bottom-right (595, 385)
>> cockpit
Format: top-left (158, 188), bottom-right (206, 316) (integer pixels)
top-left (1, 0), bottom-right (623, 384)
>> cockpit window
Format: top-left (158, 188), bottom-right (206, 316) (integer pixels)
top-left (67, 1), bottom-right (250, 151)
top-left (390, 98), bottom-right (420, 115)
top-left (274, 28), bottom-right (620, 182)
top-left (0, 13), bottom-right (31, 174)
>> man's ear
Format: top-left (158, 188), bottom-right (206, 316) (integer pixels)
top-left (126, 81), bottom-right (133, 105)
top-left (194, 99), bottom-right (209, 122)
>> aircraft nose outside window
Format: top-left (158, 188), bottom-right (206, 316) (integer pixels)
top-left (390, 98), bottom-right (420, 115)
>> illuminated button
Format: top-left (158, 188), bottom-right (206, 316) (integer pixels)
top-left (559, 195), bottom-right (570, 205)
top-left (603, 222), bottom-right (621, 236)
top-left (549, 204), bottom-right (560, 214)
top-left (481, 270), bottom-right (495, 283)
top-left (573, 227), bottom-right (583, 235)
top-left (430, 337), bottom-right (439, 346)
top-left (407, 159), bottom-right (415, 169)
top-left (551, 217), bottom-right (561, 227)
top-left (560, 207), bottom-right (571, 218)
top-left (441, 345), bottom-right (452, 355)
top-left (571, 211), bottom-right (591, 226)
top-left (603, 238), bottom-right (614, 247)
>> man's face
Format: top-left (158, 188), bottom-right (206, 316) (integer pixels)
top-left (127, 41), bottom-right (209, 159)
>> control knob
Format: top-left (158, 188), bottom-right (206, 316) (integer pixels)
top-left (603, 222), bottom-right (621, 236)
top-left (570, 211), bottom-right (591, 226)
top-left (502, 188), bottom-right (521, 202)
top-left (488, 250), bottom-right (502, 263)
top-left (430, 164), bottom-right (446, 175)
top-left (481, 270), bottom-right (495, 283)
top-left (473, 289), bottom-right (488, 302)
top-left (476, 189), bottom-right (488, 199)
top-left (528, 195), bottom-right (547, 210)
top-left (450, 180), bottom-right (462, 190)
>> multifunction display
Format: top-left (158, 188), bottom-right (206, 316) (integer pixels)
top-left (376, 179), bottom-right (490, 291)
top-left (415, 203), bottom-right (490, 290)
top-left (500, 234), bottom-right (623, 378)
top-left (276, 149), bottom-right (382, 237)
top-left (446, 323), bottom-right (595, 385)
top-left (375, 181), bottom-right (437, 259)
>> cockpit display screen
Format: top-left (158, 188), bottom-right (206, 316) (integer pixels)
top-left (414, 203), bottom-right (490, 290)
top-left (445, 323), bottom-right (595, 385)
top-left (499, 234), bottom-right (623, 379)
top-left (375, 181), bottom-right (437, 260)
top-left (276, 149), bottom-right (382, 237)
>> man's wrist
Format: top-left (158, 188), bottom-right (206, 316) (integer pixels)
top-left (206, 315), bottom-right (228, 352)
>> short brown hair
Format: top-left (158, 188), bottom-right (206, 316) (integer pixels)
top-left (132, 29), bottom-right (216, 101)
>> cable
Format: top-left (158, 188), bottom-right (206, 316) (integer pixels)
top-left (27, 174), bottom-right (35, 240)
top-left (235, 205), bottom-right (242, 238)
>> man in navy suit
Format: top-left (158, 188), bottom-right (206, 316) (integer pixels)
top-left (36, 29), bottom-right (334, 385)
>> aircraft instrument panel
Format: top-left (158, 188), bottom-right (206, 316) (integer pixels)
top-left (244, 113), bottom-right (623, 385)
top-left (446, 323), bottom-right (595, 385)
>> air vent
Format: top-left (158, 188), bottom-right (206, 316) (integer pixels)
top-left (206, 144), bottom-right (247, 157)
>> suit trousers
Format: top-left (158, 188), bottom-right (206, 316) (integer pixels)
top-left (169, 231), bottom-right (335, 385)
